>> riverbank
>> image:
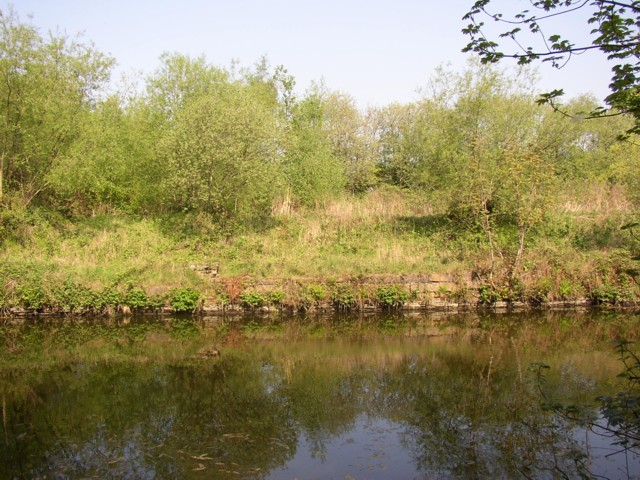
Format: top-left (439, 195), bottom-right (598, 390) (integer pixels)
top-left (1, 188), bottom-right (639, 318)
top-left (1, 271), bottom-right (638, 319)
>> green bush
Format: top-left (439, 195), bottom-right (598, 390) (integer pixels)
top-left (558, 280), bottom-right (577, 300)
top-left (590, 284), bottom-right (622, 305)
top-left (123, 288), bottom-right (151, 310)
top-left (240, 290), bottom-right (267, 308)
top-left (306, 284), bottom-right (326, 302)
top-left (18, 283), bottom-right (48, 311)
top-left (53, 281), bottom-right (97, 312)
top-left (331, 284), bottom-right (357, 310)
top-left (170, 287), bottom-right (201, 313)
top-left (376, 285), bottom-right (408, 309)
top-left (99, 287), bottom-right (123, 309)
top-left (478, 284), bottom-right (503, 305)
top-left (269, 290), bottom-right (285, 305)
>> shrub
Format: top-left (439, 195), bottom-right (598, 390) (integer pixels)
top-left (240, 290), bottom-right (267, 308)
top-left (376, 285), bottom-right (408, 309)
top-left (590, 284), bottom-right (622, 305)
top-left (18, 283), bottom-right (48, 311)
top-left (170, 287), bottom-right (202, 313)
top-left (331, 284), bottom-right (357, 310)
top-left (306, 284), bottom-right (327, 302)
top-left (269, 290), bottom-right (285, 305)
top-left (123, 287), bottom-right (151, 310)
top-left (478, 284), bottom-right (503, 305)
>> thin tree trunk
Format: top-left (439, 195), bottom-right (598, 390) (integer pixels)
top-left (481, 198), bottom-right (502, 287)
top-left (511, 224), bottom-right (529, 281)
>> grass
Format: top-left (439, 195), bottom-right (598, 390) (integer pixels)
top-left (0, 182), bottom-right (638, 311)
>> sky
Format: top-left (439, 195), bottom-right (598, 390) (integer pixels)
top-left (6, 0), bottom-right (615, 108)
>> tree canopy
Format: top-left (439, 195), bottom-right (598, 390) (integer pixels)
top-left (462, 1), bottom-right (640, 138)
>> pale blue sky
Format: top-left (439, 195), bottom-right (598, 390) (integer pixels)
top-left (6, 0), bottom-right (614, 108)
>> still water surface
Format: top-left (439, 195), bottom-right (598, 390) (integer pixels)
top-left (2, 310), bottom-right (640, 479)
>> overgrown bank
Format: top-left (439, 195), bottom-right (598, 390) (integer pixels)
top-left (2, 188), bottom-right (639, 318)
top-left (1, 10), bottom-right (639, 319)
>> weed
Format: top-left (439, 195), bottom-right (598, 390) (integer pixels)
top-left (528, 277), bottom-right (553, 304)
top-left (331, 284), bottom-right (357, 310)
top-left (269, 290), bottom-right (285, 305)
top-left (558, 280), bottom-right (577, 300)
top-left (18, 283), bottom-right (48, 311)
top-left (590, 284), bottom-right (622, 305)
top-left (170, 287), bottom-right (202, 313)
top-left (306, 284), bottom-right (327, 302)
top-left (240, 290), bottom-right (268, 308)
top-left (478, 284), bottom-right (502, 305)
top-left (376, 285), bottom-right (409, 309)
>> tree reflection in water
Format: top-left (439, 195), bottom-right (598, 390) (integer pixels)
top-left (1, 311), bottom-right (640, 479)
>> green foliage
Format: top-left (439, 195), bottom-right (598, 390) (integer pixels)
top-left (123, 287), bottom-right (149, 309)
top-left (590, 284), bottom-right (623, 305)
top-left (477, 284), bottom-right (505, 305)
top-left (331, 284), bottom-right (357, 310)
top-left (0, 8), bottom-right (114, 205)
top-left (170, 287), bottom-right (201, 313)
top-left (269, 290), bottom-right (285, 305)
top-left (558, 280), bottom-right (577, 300)
top-left (146, 52), bottom-right (228, 122)
top-left (376, 285), bottom-right (409, 309)
top-left (463, 1), bottom-right (640, 137)
top-left (17, 283), bottom-right (48, 311)
top-left (240, 290), bottom-right (268, 309)
top-left (48, 97), bottom-right (165, 215)
top-left (527, 277), bottom-right (553, 304)
top-left (123, 286), bottom-right (164, 311)
top-left (0, 8), bottom-right (637, 314)
top-left (162, 81), bottom-right (284, 222)
top-left (52, 281), bottom-right (101, 313)
top-left (323, 92), bottom-right (378, 193)
top-left (283, 92), bottom-right (347, 206)
top-left (306, 284), bottom-right (327, 303)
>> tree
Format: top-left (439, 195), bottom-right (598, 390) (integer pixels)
top-left (146, 52), bottom-right (227, 123)
top-left (323, 92), bottom-right (378, 193)
top-left (161, 82), bottom-right (284, 222)
top-left (368, 103), bottom-right (418, 189)
top-left (462, 1), bottom-right (640, 138)
top-left (0, 8), bottom-right (113, 205)
top-left (47, 94), bottom-right (165, 215)
top-left (282, 90), bottom-right (346, 207)
top-left (404, 62), bottom-right (559, 283)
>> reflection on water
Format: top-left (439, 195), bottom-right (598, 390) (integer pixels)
top-left (269, 416), bottom-right (414, 480)
top-left (1, 310), bottom-right (640, 479)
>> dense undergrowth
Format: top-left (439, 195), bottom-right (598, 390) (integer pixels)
top-left (1, 185), bottom-right (638, 315)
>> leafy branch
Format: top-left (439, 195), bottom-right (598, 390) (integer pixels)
top-left (463, 0), bottom-right (640, 138)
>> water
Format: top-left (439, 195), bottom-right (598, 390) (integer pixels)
top-left (1, 310), bottom-right (640, 479)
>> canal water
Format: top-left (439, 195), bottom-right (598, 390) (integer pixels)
top-left (1, 310), bottom-right (640, 479)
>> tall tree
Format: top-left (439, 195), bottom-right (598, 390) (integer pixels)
top-left (146, 52), bottom-right (227, 123)
top-left (0, 8), bottom-right (113, 205)
top-left (282, 90), bottom-right (346, 207)
top-left (161, 82), bottom-right (283, 221)
top-left (323, 92), bottom-right (378, 193)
